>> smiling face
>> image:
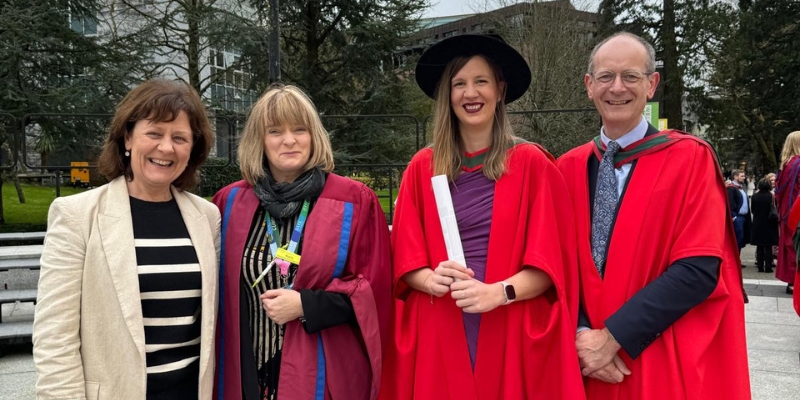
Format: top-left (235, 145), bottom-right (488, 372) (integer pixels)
top-left (124, 111), bottom-right (193, 201)
top-left (263, 123), bottom-right (312, 183)
top-left (585, 35), bottom-right (660, 139)
top-left (449, 56), bottom-right (504, 136)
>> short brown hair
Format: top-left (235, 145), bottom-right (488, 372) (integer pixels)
top-left (97, 79), bottom-right (213, 190)
top-left (238, 84), bottom-right (334, 185)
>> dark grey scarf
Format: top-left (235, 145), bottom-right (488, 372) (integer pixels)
top-left (253, 167), bottom-right (326, 218)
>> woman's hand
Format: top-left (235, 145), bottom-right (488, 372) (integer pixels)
top-left (450, 279), bottom-right (504, 313)
top-left (426, 261), bottom-right (474, 297)
top-left (261, 289), bottom-right (303, 325)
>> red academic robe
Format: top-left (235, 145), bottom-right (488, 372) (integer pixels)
top-left (213, 175), bottom-right (392, 400)
top-left (557, 131), bottom-right (751, 400)
top-left (381, 143), bottom-right (586, 400)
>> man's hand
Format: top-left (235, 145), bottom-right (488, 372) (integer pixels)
top-left (576, 328), bottom-right (623, 376)
top-left (261, 289), bottom-right (303, 325)
top-left (587, 355), bottom-right (631, 384)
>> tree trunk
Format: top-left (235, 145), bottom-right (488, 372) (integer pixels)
top-left (661, 0), bottom-right (683, 130)
top-left (14, 173), bottom-right (25, 204)
top-left (187, 0), bottom-right (201, 93)
top-left (0, 178), bottom-right (5, 224)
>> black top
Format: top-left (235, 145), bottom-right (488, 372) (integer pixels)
top-left (130, 197), bottom-right (201, 400)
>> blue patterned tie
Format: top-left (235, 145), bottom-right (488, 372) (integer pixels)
top-left (591, 140), bottom-right (621, 278)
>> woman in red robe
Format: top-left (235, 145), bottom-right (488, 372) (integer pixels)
top-left (775, 131), bottom-right (800, 294)
top-left (381, 34), bottom-right (585, 400)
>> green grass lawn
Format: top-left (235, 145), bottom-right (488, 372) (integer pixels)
top-left (1, 183), bottom-right (88, 232)
top-left (375, 188), bottom-right (399, 218)
top-left (0, 184), bottom-right (398, 232)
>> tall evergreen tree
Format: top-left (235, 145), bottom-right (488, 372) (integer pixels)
top-left (690, 0), bottom-right (800, 173)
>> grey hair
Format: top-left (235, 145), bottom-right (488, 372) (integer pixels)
top-left (587, 32), bottom-right (656, 74)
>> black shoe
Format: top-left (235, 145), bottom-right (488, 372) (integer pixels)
top-left (787, 285), bottom-right (794, 295)
top-left (765, 266), bottom-right (774, 273)
top-left (758, 267), bottom-right (765, 273)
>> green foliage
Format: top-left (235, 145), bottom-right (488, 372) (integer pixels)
top-left (688, 0), bottom-right (800, 173)
top-left (197, 157), bottom-right (241, 197)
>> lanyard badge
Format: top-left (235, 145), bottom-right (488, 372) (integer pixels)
top-left (252, 200), bottom-right (310, 288)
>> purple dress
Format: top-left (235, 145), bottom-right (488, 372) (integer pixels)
top-left (451, 170), bottom-right (495, 368)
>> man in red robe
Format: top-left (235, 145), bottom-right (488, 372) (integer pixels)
top-left (556, 32), bottom-right (751, 399)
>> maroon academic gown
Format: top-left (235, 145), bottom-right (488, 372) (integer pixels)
top-left (775, 155), bottom-right (800, 283)
top-left (381, 143), bottom-right (586, 400)
top-left (557, 131), bottom-right (751, 400)
top-left (213, 175), bottom-right (392, 400)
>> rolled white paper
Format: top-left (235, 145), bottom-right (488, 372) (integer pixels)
top-left (431, 175), bottom-right (466, 268)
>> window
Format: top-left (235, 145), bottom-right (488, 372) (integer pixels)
top-left (70, 15), bottom-right (97, 36)
top-left (208, 47), bottom-right (256, 112)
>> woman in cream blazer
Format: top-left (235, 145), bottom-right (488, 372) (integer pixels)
top-left (33, 79), bottom-right (220, 400)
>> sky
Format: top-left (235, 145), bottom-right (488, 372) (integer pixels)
top-left (422, 0), bottom-right (600, 18)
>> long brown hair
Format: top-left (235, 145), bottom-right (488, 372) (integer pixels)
top-left (431, 55), bottom-right (515, 182)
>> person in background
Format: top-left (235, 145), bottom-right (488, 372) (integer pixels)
top-left (213, 84), bottom-right (391, 400)
top-left (775, 131), bottom-right (800, 294)
top-left (727, 169), bottom-right (751, 253)
top-left (751, 177), bottom-right (778, 272)
top-left (383, 34), bottom-right (585, 400)
top-left (33, 79), bottom-right (220, 399)
top-left (557, 32), bottom-right (750, 399)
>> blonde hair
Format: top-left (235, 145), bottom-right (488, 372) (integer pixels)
top-left (431, 55), bottom-right (515, 182)
top-left (780, 131), bottom-right (800, 168)
top-left (238, 85), bottom-right (334, 185)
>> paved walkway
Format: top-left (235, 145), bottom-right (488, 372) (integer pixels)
top-left (1, 245), bottom-right (798, 399)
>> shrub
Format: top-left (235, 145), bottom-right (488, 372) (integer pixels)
top-left (198, 157), bottom-right (241, 197)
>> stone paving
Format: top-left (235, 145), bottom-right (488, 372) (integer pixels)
top-left (0, 245), bottom-right (798, 399)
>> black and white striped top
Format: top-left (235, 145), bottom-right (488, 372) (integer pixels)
top-left (130, 197), bottom-right (201, 400)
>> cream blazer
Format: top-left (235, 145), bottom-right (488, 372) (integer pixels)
top-left (33, 177), bottom-right (221, 400)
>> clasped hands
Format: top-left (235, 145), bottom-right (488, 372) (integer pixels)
top-left (423, 260), bottom-right (504, 313)
top-left (260, 289), bottom-right (303, 325)
top-left (576, 328), bottom-right (631, 384)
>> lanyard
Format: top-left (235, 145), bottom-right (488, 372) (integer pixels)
top-left (265, 200), bottom-right (309, 270)
top-left (251, 200), bottom-right (310, 288)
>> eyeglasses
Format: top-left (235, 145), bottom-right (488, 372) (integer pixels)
top-left (590, 70), bottom-right (654, 86)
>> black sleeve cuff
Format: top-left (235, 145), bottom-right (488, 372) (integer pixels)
top-left (300, 289), bottom-right (357, 334)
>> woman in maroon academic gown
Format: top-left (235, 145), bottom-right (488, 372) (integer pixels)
top-left (381, 34), bottom-right (585, 400)
top-left (776, 131), bottom-right (800, 294)
top-left (212, 84), bottom-right (391, 400)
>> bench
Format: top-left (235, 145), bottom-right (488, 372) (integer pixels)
top-left (0, 289), bottom-right (37, 323)
top-left (16, 173), bottom-right (56, 185)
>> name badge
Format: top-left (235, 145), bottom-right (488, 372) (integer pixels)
top-left (276, 247), bottom-right (301, 265)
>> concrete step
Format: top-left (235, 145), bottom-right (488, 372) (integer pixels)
top-left (0, 232), bottom-right (46, 244)
top-left (0, 290), bottom-right (37, 305)
top-left (0, 258), bottom-right (41, 271)
top-left (0, 320), bottom-right (33, 341)
top-left (0, 245), bottom-right (42, 261)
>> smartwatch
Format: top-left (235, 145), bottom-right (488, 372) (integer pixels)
top-left (500, 281), bottom-right (516, 305)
